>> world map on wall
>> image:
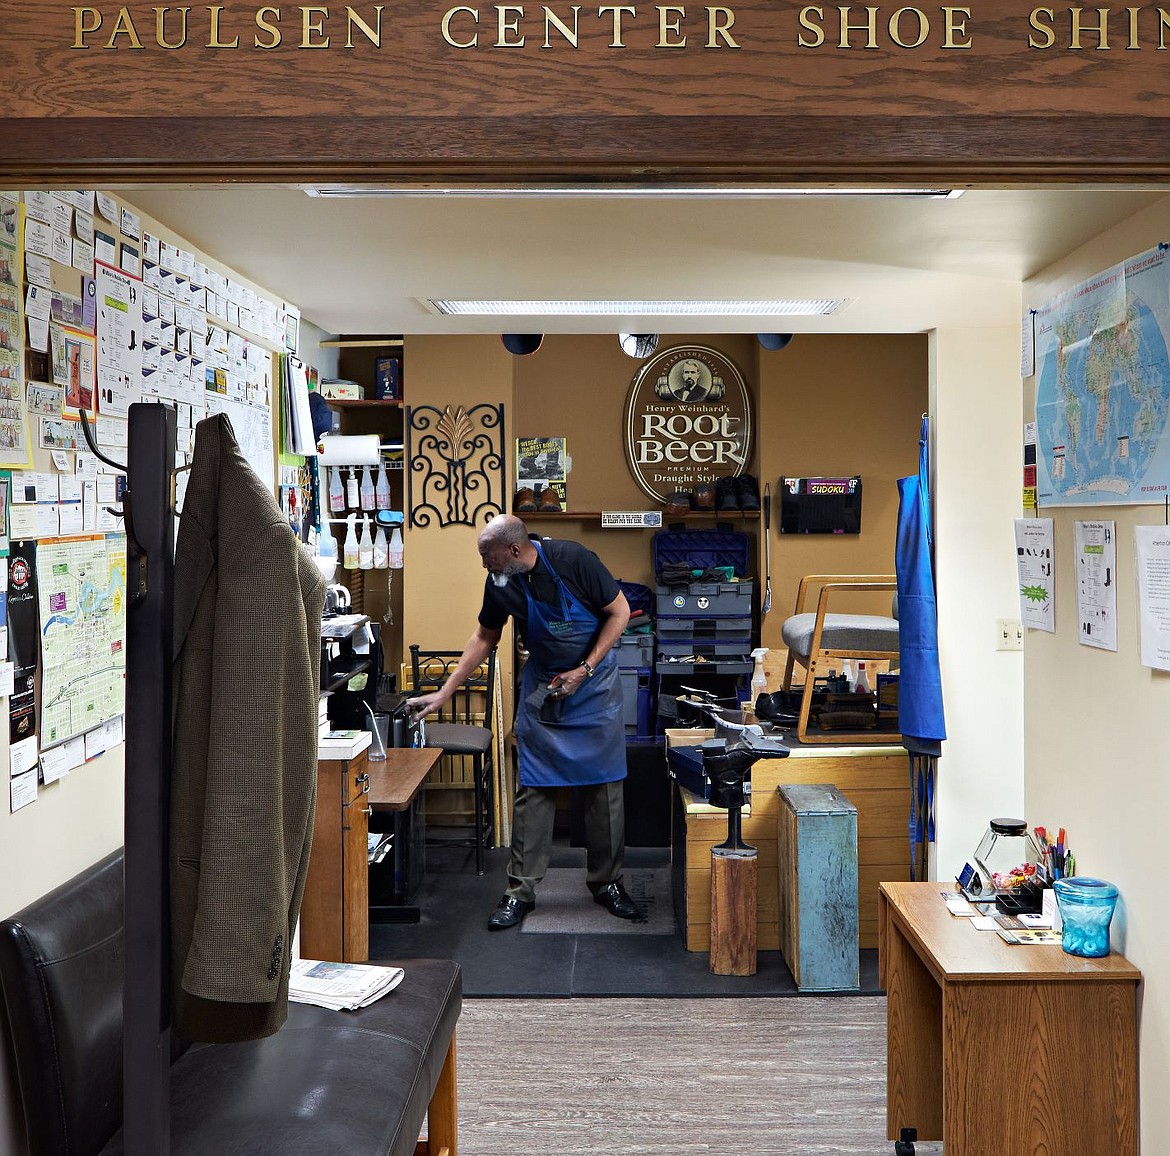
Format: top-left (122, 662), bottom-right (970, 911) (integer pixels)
top-left (1036, 244), bottom-right (1170, 507)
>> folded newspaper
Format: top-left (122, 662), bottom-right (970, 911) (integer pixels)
top-left (289, 959), bottom-right (405, 1011)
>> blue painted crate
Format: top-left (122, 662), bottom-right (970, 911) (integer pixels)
top-left (776, 783), bottom-right (859, 992)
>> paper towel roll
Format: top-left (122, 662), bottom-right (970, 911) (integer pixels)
top-left (315, 434), bottom-right (382, 466)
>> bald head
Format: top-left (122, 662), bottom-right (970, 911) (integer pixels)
top-left (478, 513), bottom-right (529, 551)
top-left (478, 514), bottom-right (537, 581)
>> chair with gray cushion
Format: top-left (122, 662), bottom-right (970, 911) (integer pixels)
top-left (780, 574), bottom-right (900, 744)
top-left (411, 643), bottom-right (497, 876)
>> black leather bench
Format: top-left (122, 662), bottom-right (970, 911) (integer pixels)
top-left (0, 850), bottom-right (461, 1156)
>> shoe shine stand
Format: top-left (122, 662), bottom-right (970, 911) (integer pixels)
top-left (702, 726), bottom-right (790, 976)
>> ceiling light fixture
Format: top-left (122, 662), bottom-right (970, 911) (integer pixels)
top-left (427, 299), bottom-right (847, 317)
top-left (305, 185), bottom-right (963, 200)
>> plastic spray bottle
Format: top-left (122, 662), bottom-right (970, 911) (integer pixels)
top-left (358, 516), bottom-right (374, 570)
top-left (328, 466), bottom-right (345, 514)
top-left (373, 524), bottom-right (389, 569)
top-left (750, 647), bottom-right (769, 704)
top-left (375, 460), bottom-right (392, 510)
top-left (360, 465), bottom-right (376, 511)
top-left (388, 525), bottom-right (404, 569)
top-left (343, 513), bottom-right (359, 570)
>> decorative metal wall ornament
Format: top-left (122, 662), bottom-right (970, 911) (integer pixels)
top-left (407, 402), bottom-right (506, 527)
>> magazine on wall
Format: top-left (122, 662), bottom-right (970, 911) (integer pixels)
top-left (516, 435), bottom-right (567, 504)
top-left (289, 958), bottom-right (405, 1011)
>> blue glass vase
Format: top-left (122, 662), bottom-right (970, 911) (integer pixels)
top-left (1054, 876), bottom-right (1119, 958)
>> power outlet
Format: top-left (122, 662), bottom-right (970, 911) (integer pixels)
top-left (995, 618), bottom-right (1024, 651)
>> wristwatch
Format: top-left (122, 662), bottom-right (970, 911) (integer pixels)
top-left (581, 661), bottom-right (595, 678)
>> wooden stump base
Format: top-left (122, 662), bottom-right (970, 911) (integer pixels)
top-left (709, 847), bottom-right (757, 976)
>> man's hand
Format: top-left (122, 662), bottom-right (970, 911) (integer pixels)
top-left (548, 667), bottom-right (588, 698)
top-left (408, 691), bottom-right (446, 718)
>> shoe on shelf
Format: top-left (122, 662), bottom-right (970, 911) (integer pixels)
top-left (715, 475), bottom-right (739, 511)
top-left (664, 490), bottom-right (692, 517)
top-left (735, 473), bottom-right (761, 511)
top-left (488, 895), bottom-right (535, 930)
top-left (593, 880), bottom-right (645, 921)
top-left (538, 486), bottom-right (563, 512)
top-left (691, 481), bottom-right (716, 510)
top-left (514, 486), bottom-right (538, 513)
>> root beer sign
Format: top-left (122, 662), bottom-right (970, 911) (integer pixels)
top-left (623, 345), bottom-right (752, 504)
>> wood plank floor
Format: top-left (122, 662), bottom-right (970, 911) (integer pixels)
top-left (452, 996), bottom-right (916, 1154)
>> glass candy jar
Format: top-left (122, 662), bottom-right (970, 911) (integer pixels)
top-left (1054, 877), bottom-right (1119, 958)
top-left (973, 817), bottom-right (1043, 893)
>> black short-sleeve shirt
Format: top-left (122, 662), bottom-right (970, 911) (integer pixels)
top-left (478, 538), bottom-right (620, 645)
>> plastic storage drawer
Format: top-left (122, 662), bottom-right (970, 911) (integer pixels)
top-left (620, 667), bottom-right (654, 738)
top-left (651, 527), bottom-right (752, 578)
top-left (656, 581), bottom-right (754, 618)
top-left (657, 617), bottom-right (752, 642)
top-left (614, 634), bottom-right (655, 669)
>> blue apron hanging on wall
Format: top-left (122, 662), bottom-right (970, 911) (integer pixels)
top-left (896, 415), bottom-right (946, 880)
top-left (516, 542), bottom-right (627, 789)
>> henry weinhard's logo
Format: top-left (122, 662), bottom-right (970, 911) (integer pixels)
top-left (10, 558), bottom-right (30, 590)
top-left (623, 345), bottom-right (753, 504)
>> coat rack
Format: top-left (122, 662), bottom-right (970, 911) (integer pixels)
top-left (81, 403), bottom-right (178, 1154)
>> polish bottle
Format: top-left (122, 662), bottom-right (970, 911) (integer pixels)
top-left (854, 661), bottom-right (872, 694)
top-left (360, 465), bottom-right (376, 511)
top-left (375, 460), bottom-right (392, 510)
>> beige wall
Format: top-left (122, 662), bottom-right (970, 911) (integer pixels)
top-left (1024, 195), bottom-right (1170, 1154)
top-left (756, 334), bottom-right (927, 626)
top-left (400, 334), bottom-right (516, 689)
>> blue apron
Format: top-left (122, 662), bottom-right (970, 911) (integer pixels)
top-left (896, 415), bottom-right (946, 879)
top-left (516, 542), bottom-right (627, 788)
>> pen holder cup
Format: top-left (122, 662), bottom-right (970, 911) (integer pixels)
top-left (1053, 876), bottom-right (1119, 958)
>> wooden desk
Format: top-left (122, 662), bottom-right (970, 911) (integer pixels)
top-left (368, 747), bottom-right (441, 811)
top-left (301, 747), bottom-right (441, 963)
top-left (880, 881), bottom-right (1141, 1155)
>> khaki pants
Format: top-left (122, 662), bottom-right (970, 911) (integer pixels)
top-left (504, 780), bottom-right (625, 903)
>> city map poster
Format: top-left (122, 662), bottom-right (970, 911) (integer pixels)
top-left (1036, 244), bottom-right (1170, 508)
top-left (36, 534), bottom-right (127, 749)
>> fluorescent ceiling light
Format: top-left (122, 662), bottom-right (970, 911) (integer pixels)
top-left (427, 299), bottom-right (847, 316)
top-left (306, 185), bottom-right (962, 200)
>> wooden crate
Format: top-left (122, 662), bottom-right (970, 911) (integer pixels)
top-left (777, 783), bottom-right (858, 991)
top-left (668, 730), bottom-right (910, 952)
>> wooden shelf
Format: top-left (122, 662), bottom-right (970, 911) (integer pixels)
top-left (323, 398), bottom-right (404, 408)
top-left (320, 338), bottom-right (404, 349)
top-left (522, 509), bottom-right (760, 520)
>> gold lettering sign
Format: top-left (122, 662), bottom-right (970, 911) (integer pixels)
top-left (623, 345), bottom-right (753, 504)
top-left (69, 5), bottom-right (384, 49)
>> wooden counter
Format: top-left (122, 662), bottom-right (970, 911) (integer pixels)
top-left (301, 746), bottom-right (441, 962)
top-left (881, 881), bottom-right (1140, 1154)
top-left (669, 731), bottom-right (909, 952)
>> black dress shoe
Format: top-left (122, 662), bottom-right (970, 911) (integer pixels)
top-left (593, 881), bottom-right (645, 921)
top-left (488, 895), bottom-right (534, 930)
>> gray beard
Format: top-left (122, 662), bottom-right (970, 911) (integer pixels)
top-left (490, 572), bottom-right (511, 587)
